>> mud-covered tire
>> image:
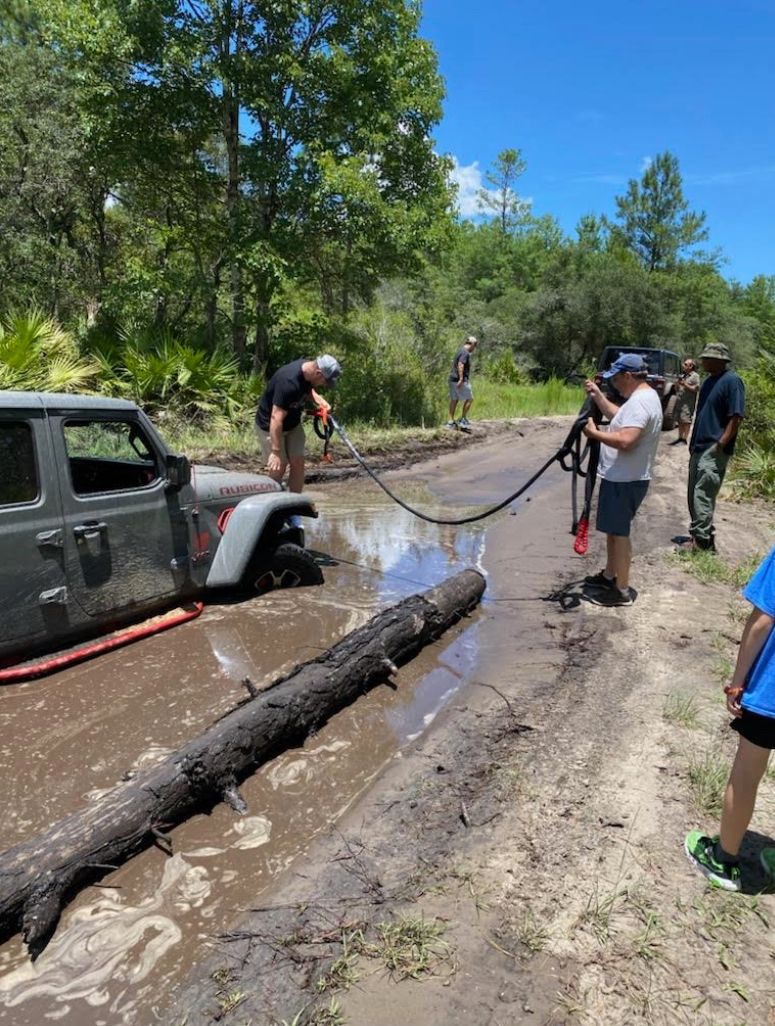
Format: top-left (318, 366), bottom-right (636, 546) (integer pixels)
top-left (249, 542), bottom-right (324, 595)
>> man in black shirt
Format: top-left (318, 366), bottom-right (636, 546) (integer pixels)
top-left (677, 342), bottom-right (745, 552)
top-left (255, 354), bottom-right (341, 492)
top-left (447, 335), bottom-right (478, 429)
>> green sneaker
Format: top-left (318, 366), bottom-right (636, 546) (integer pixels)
top-left (684, 832), bottom-right (741, 892)
top-left (760, 847), bottom-right (775, 879)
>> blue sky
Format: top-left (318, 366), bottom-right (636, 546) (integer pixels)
top-left (420, 0), bottom-right (775, 284)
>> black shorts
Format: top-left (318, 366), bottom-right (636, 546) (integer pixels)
top-left (596, 479), bottom-right (649, 537)
top-left (731, 709), bottom-right (775, 750)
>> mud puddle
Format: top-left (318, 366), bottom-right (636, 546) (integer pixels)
top-left (0, 479), bottom-right (493, 1025)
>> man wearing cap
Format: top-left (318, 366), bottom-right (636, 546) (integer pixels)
top-left (669, 357), bottom-right (701, 446)
top-left (679, 342), bottom-right (745, 553)
top-left (580, 353), bottom-right (663, 606)
top-left (447, 335), bottom-right (478, 429)
top-left (255, 354), bottom-right (341, 492)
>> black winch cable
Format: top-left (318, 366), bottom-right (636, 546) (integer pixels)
top-left (313, 402), bottom-right (602, 536)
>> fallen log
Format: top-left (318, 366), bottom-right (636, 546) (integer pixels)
top-left (0, 568), bottom-right (485, 959)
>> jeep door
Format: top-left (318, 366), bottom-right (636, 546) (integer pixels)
top-left (52, 413), bottom-right (187, 617)
top-left (0, 405), bottom-right (72, 657)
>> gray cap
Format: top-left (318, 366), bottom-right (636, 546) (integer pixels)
top-left (466, 335), bottom-right (478, 346)
top-left (698, 342), bottom-right (731, 361)
top-left (316, 354), bottom-right (342, 382)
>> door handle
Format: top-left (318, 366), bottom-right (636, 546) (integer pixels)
top-left (36, 529), bottom-right (63, 548)
top-left (73, 521), bottom-right (108, 542)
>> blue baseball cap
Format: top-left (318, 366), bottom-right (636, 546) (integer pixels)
top-left (601, 353), bottom-right (647, 379)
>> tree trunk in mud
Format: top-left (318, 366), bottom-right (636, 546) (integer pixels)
top-left (0, 570), bottom-right (485, 959)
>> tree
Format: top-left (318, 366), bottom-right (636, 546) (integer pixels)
top-left (610, 151), bottom-right (708, 271)
top-left (477, 148), bottom-right (530, 234)
top-left (33, 0), bottom-right (452, 370)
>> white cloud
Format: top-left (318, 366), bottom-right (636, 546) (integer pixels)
top-left (640, 155), bottom-right (653, 173)
top-left (449, 157), bottom-right (488, 217)
top-left (448, 156), bottom-right (532, 219)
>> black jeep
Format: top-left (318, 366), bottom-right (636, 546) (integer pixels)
top-left (596, 346), bottom-right (682, 429)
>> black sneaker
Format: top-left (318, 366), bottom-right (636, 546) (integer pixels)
top-left (583, 570), bottom-right (617, 590)
top-left (586, 587), bottom-right (635, 607)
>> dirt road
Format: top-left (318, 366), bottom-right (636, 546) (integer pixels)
top-left (168, 418), bottom-right (775, 1026)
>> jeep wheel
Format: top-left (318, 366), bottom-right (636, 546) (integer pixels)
top-left (250, 542), bottom-right (324, 594)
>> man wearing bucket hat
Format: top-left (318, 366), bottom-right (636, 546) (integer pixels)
top-left (581, 353), bottom-right (663, 607)
top-left (678, 342), bottom-right (745, 552)
top-left (256, 354), bottom-right (341, 492)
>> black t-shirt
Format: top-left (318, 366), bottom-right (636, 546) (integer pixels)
top-left (449, 347), bottom-right (471, 382)
top-left (256, 358), bottom-right (311, 432)
top-left (690, 369), bottom-right (746, 455)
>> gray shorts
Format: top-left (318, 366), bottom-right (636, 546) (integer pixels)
top-left (449, 381), bottom-right (473, 401)
top-left (256, 422), bottom-right (306, 464)
top-left (596, 478), bottom-right (649, 537)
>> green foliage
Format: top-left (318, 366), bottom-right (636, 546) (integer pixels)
top-left (0, 310), bottom-right (98, 392)
top-left (610, 151), bottom-right (708, 271)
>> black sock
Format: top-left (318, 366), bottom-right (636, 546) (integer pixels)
top-left (713, 840), bottom-right (739, 865)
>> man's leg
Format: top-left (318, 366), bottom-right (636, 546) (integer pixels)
top-left (608, 534), bottom-right (632, 590)
top-left (287, 456), bottom-right (305, 493)
top-left (462, 398), bottom-right (473, 419)
top-left (719, 736), bottom-right (770, 857)
top-left (448, 398), bottom-right (458, 420)
top-left (689, 448), bottom-right (729, 547)
top-left (285, 425), bottom-right (306, 492)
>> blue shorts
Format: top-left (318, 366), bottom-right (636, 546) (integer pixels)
top-left (596, 478), bottom-right (649, 537)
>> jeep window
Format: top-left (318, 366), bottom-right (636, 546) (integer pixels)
top-left (664, 353), bottom-right (681, 376)
top-left (63, 419), bottom-right (159, 495)
top-left (0, 421), bottom-right (38, 506)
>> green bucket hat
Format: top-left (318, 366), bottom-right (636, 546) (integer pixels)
top-left (698, 342), bottom-right (731, 361)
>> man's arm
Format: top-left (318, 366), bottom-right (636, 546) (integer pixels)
top-left (583, 421), bottom-right (643, 451)
top-left (584, 380), bottom-right (620, 421)
top-left (716, 413), bottom-right (743, 451)
top-left (457, 359), bottom-right (467, 385)
top-left (310, 388), bottom-right (330, 412)
top-left (267, 405), bottom-right (287, 472)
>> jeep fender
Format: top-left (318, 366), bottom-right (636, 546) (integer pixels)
top-left (206, 493), bottom-right (319, 588)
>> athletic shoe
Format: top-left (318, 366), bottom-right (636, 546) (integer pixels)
top-left (760, 848), bottom-right (775, 879)
top-left (586, 587), bottom-right (635, 607)
top-left (459, 417), bottom-right (471, 428)
top-left (583, 570), bottom-right (617, 590)
top-left (684, 832), bottom-right (741, 892)
top-left (669, 438), bottom-right (687, 446)
top-left (445, 420), bottom-right (458, 429)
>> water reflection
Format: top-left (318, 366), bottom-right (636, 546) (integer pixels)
top-left (0, 478), bottom-right (488, 1024)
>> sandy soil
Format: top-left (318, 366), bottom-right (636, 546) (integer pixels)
top-left (172, 418), bottom-right (775, 1026)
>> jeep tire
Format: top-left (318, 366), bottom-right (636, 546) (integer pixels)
top-left (249, 542), bottom-right (324, 594)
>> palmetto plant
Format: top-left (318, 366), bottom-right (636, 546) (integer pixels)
top-left (0, 310), bottom-right (98, 393)
top-left (733, 446), bottom-right (775, 500)
top-left (93, 327), bottom-right (249, 424)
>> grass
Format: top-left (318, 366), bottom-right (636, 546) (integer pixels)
top-left (667, 549), bottom-right (765, 589)
top-left (663, 692), bottom-right (700, 728)
top-left (687, 749), bottom-right (729, 817)
top-left (157, 377), bottom-right (582, 462)
top-left (316, 930), bottom-right (364, 993)
top-left (369, 915), bottom-right (450, 980)
top-left (513, 907), bottom-right (551, 953)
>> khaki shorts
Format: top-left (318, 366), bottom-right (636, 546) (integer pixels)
top-left (256, 422), bottom-right (306, 464)
top-left (449, 381), bottom-right (473, 401)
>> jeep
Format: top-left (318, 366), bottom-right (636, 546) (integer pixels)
top-left (596, 346), bottom-right (682, 428)
top-left (0, 391), bottom-right (323, 666)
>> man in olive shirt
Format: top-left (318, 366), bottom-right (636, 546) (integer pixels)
top-left (255, 354), bottom-right (341, 492)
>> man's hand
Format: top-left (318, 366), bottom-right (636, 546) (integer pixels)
top-left (267, 452), bottom-right (283, 474)
top-left (584, 379), bottom-right (602, 401)
top-left (582, 416), bottom-right (597, 438)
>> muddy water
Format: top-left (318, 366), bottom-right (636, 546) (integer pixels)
top-left (0, 480), bottom-right (493, 1025)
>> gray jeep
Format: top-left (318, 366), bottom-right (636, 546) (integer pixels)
top-left (0, 391), bottom-right (322, 666)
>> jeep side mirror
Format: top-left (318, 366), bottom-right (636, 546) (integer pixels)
top-left (165, 453), bottom-right (191, 489)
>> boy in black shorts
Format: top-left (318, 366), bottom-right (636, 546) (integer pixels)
top-left (685, 544), bottom-right (775, 890)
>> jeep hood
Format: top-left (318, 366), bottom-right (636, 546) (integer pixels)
top-left (189, 464), bottom-right (283, 501)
